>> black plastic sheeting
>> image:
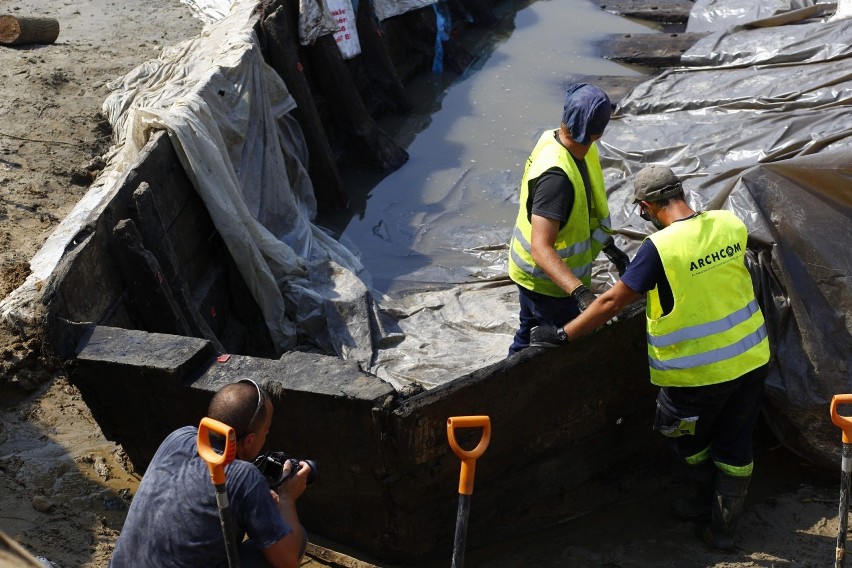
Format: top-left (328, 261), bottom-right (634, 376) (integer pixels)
top-left (596, 6), bottom-right (852, 467)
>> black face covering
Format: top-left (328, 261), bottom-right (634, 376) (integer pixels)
top-left (640, 203), bottom-right (666, 231)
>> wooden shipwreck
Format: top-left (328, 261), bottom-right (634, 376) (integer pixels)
top-left (50, 131), bottom-right (658, 562)
top-left (9, 0), bottom-right (717, 563)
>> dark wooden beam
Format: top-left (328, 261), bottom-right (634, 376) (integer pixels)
top-left (566, 74), bottom-right (653, 107)
top-left (589, 0), bottom-right (694, 25)
top-left (259, 1), bottom-right (347, 211)
top-left (598, 32), bottom-right (709, 68)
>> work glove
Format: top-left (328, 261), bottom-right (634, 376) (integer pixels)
top-left (571, 284), bottom-right (596, 313)
top-left (603, 242), bottom-right (630, 276)
top-left (529, 325), bottom-right (568, 348)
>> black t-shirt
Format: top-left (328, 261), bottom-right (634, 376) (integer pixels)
top-left (527, 133), bottom-right (592, 229)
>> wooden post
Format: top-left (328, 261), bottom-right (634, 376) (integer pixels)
top-left (111, 218), bottom-right (195, 338)
top-left (259, 2), bottom-right (347, 211)
top-left (0, 15), bottom-right (60, 45)
top-left (351, 0), bottom-right (411, 114)
top-left (307, 33), bottom-right (409, 172)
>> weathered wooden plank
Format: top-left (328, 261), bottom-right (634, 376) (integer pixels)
top-left (305, 543), bottom-right (382, 568)
top-left (111, 218), bottom-right (194, 337)
top-left (598, 32), bottom-right (709, 68)
top-left (260, 1), bottom-right (347, 211)
top-left (132, 182), bottom-right (226, 353)
top-left (589, 0), bottom-right (694, 24)
top-left (350, 0), bottom-right (411, 115)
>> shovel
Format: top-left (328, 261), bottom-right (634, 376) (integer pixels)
top-left (197, 417), bottom-right (241, 568)
top-left (830, 394), bottom-right (852, 568)
top-left (447, 415), bottom-right (491, 568)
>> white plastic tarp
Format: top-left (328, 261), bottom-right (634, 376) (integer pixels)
top-left (102, 0), bottom-right (370, 357)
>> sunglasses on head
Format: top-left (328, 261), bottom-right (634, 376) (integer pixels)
top-left (237, 379), bottom-right (266, 439)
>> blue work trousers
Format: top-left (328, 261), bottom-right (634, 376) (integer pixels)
top-left (654, 364), bottom-right (768, 470)
top-left (508, 285), bottom-right (580, 356)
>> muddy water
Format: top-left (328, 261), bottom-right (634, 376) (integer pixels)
top-left (332, 0), bottom-right (651, 295)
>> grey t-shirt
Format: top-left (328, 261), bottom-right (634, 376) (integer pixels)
top-left (110, 426), bottom-right (289, 568)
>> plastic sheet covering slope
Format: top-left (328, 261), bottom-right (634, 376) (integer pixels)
top-left (101, 0), bottom-right (373, 358)
top-left (590, 4), bottom-right (852, 465)
top-left (686, 0), bottom-right (831, 32)
top-left (682, 4), bottom-right (849, 67)
top-left (176, 0), bottom-right (342, 52)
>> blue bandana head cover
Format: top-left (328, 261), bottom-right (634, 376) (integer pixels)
top-left (561, 83), bottom-right (612, 145)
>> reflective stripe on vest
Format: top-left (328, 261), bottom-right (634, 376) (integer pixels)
top-left (510, 226), bottom-right (592, 281)
top-left (646, 211), bottom-right (770, 387)
top-left (648, 321), bottom-right (768, 371)
top-left (507, 130), bottom-right (611, 297)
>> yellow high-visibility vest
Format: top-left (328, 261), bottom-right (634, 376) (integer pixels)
top-left (646, 211), bottom-right (770, 387)
top-left (508, 130), bottom-right (612, 297)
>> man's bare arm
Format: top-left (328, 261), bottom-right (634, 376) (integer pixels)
top-left (564, 280), bottom-right (643, 340)
top-left (530, 214), bottom-right (584, 294)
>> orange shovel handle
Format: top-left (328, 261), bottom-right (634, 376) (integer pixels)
top-left (447, 416), bottom-right (491, 495)
top-left (831, 395), bottom-right (852, 444)
top-left (197, 417), bottom-right (237, 485)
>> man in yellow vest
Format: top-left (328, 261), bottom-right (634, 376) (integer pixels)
top-left (530, 165), bottom-right (770, 551)
top-left (507, 83), bottom-right (630, 355)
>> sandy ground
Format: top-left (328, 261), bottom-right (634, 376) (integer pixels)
top-left (0, 0), bottom-right (846, 567)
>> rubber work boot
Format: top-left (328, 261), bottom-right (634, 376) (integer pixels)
top-left (671, 460), bottom-right (715, 522)
top-left (696, 471), bottom-right (751, 551)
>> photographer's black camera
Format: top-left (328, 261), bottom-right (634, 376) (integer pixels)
top-left (254, 451), bottom-right (317, 489)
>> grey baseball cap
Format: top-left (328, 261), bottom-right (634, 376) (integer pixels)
top-left (632, 165), bottom-right (683, 203)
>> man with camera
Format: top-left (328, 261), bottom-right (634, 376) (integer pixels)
top-left (111, 379), bottom-right (311, 568)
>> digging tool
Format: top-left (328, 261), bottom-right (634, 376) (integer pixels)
top-left (447, 415), bottom-right (491, 568)
top-left (197, 417), bottom-right (240, 568)
top-left (831, 394), bottom-right (852, 568)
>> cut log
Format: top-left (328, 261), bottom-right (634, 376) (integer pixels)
top-left (0, 15), bottom-right (60, 45)
top-left (598, 32), bottom-right (709, 68)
